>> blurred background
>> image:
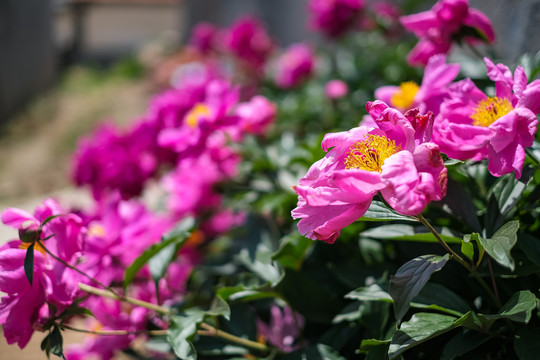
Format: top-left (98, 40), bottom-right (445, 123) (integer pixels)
top-left (1, 0), bottom-right (539, 358)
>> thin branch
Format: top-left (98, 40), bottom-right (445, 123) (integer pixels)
top-left (60, 323), bottom-right (167, 336)
top-left (199, 323), bottom-right (268, 352)
top-left (78, 283), bottom-right (172, 315)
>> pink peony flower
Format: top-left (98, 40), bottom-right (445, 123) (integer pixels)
top-left (157, 79), bottom-right (239, 158)
top-left (72, 124), bottom-right (158, 200)
top-left (189, 22), bottom-right (218, 55)
top-left (432, 58), bottom-right (540, 178)
top-left (224, 16), bottom-right (274, 76)
top-left (308, 0), bottom-right (366, 39)
top-left (162, 143), bottom-right (240, 220)
top-left (257, 306), bottom-right (305, 353)
top-left (375, 55), bottom-right (460, 115)
top-left (325, 79), bottom-right (349, 99)
top-left (292, 101), bottom-right (447, 243)
top-left (0, 199), bottom-right (86, 348)
top-left (400, 0), bottom-right (495, 66)
top-left (235, 95), bottom-right (277, 135)
top-left (275, 43), bottom-right (315, 89)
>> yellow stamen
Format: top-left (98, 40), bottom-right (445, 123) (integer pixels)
top-left (19, 241), bottom-right (46, 256)
top-left (185, 103), bottom-right (211, 128)
top-left (470, 96), bottom-right (514, 127)
top-left (391, 81), bottom-right (419, 109)
top-left (88, 223), bottom-right (106, 238)
top-left (344, 134), bottom-right (401, 172)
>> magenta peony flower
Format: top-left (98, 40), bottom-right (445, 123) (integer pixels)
top-left (189, 22), bottom-right (218, 55)
top-left (257, 306), bottom-right (305, 353)
top-left (275, 43), bottom-right (315, 89)
top-left (308, 0), bottom-right (366, 39)
top-left (400, 0), bottom-right (495, 66)
top-left (325, 79), bottom-right (349, 99)
top-left (72, 124), bottom-right (158, 200)
top-left (224, 16), bottom-right (274, 75)
top-left (0, 200), bottom-right (86, 348)
top-left (235, 95), bottom-right (277, 135)
top-left (432, 58), bottom-right (540, 178)
top-left (375, 55), bottom-right (460, 115)
top-left (162, 143), bottom-right (240, 220)
top-left (157, 79), bottom-right (239, 158)
top-left (292, 101), bottom-right (447, 243)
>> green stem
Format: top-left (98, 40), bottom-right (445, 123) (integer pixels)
top-left (79, 283), bottom-right (172, 315)
top-left (60, 323), bottom-right (167, 336)
top-left (78, 283), bottom-right (269, 353)
top-left (199, 323), bottom-right (268, 352)
top-left (417, 214), bottom-right (501, 308)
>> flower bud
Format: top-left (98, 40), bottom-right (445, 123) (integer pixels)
top-left (18, 220), bottom-right (41, 243)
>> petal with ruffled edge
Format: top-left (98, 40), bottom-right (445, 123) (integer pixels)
top-left (0, 208), bottom-right (36, 229)
top-left (488, 108), bottom-right (538, 178)
top-left (366, 101), bottom-right (416, 151)
top-left (518, 79), bottom-right (540, 115)
top-left (380, 151), bottom-right (435, 215)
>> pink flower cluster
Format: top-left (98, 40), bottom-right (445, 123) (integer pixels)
top-left (293, 101), bottom-right (447, 243)
top-left (274, 43), bottom-right (316, 89)
top-left (433, 58), bottom-right (540, 178)
top-left (0, 200), bottom-right (85, 348)
top-left (400, 0), bottom-right (495, 66)
top-left (308, 0), bottom-right (366, 38)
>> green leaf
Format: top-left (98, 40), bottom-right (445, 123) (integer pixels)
top-left (347, 282), bottom-right (468, 318)
top-left (441, 329), bottom-right (493, 360)
top-left (50, 326), bottom-right (66, 359)
top-left (453, 311), bottom-right (495, 332)
top-left (168, 310), bottom-right (205, 360)
top-left (207, 296), bottom-right (231, 321)
top-left (280, 344), bottom-right (347, 360)
top-left (358, 338), bottom-right (391, 354)
top-left (516, 234), bottom-right (540, 267)
top-left (479, 221), bottom-right (519, 271)
top-left (361, 201), bottom-right (418, 222)
top-left (41, 332), bottom-right (51, 359)
top-left (272, 234), bottom-right (313, 270)
top-left (491, 290), bottom-right (538, 324)
top-left (41, 214), bottom-right (62, 227)
top-left (361, 224), bottom-right (461, 244)
top-left (443, 178), bottom-right (482, 232)
top-left (24, 243), bottom-right (34, 286)
top-left (488, 174), bottom-right (527, 216)
top-left (514, 327), bottom-right (540, 360)
top-left (389, 254), bottom-right (450, 321)
top-left (389, 312), bottom-right (458, 359)
top-left (461, 239), bottom-right (474, 261)
top-left (124, 217), bottom-right (194, 289)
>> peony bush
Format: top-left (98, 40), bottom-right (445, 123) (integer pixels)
top-left (2, 0), bottom-right (540, 359)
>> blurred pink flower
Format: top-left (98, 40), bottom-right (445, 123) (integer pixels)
top-left (325, 79), bottom-right (349, 99)
top-left (189, 22), bottom-right (218, 55)
top-left (308, 0), bottom-right (366, 38)
top-left (0, 199), bottom-right (86, 348)
top-left (224, 16), bottom-right (274, 76)
top-left (400, 0), bottom-right (495, 66)
top-left (275, 43), bottom-right (315, 89)
top-left (162, 143), bottom-right (240, 219)
top-left (235, 95), bottom-right (277, 135)
top-left (292, 101), bottom-right (446, 243)
top-left (157, 79), bottom-right (239, 158)
top-left (433, 58), bottom-right (540, 178)
top-left (72, 124), bottom-right (158, 200)
top-left (375, 55), bottom-right (460, 115)
top-left (257, 306), bottom-right (305, 353)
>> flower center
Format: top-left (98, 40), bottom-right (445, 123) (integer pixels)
top-left (391, 81), bottom-right (419, 110)
top-left (19, 241), bottom-right (46, 255)
top-left (88, 224), bottom-right (106, 238)
top-left (470, 97), bottom-right (513, 127)
top-left (344, 134), bottom-right (401, 172)
top-left (185, 103), bottom-right (211, 128)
